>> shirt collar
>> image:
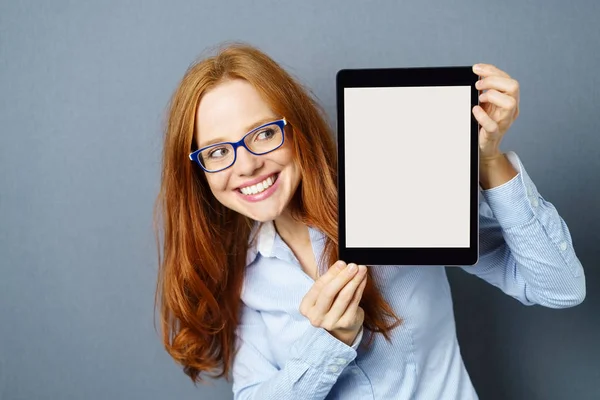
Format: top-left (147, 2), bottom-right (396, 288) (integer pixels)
top-left (246, 220), bottom-right (277, 265)
top-left (246, 220), bottom-right (328, 275)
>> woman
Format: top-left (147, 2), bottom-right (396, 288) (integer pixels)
top-left (154, 43), bottom-right (586, 399)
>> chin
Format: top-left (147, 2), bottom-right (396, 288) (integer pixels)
top-left (239, 204), bottom-right (285, 223)
top-left (249, 214), bottom-right (278, 223)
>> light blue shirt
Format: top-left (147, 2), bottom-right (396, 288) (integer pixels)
top-left (231, 151), bottom-right (586, 400)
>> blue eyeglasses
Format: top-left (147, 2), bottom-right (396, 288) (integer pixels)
top-left (189, 118), bottom-right (287, 173)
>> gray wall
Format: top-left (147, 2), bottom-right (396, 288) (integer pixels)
top-left (1, 1), bottom-right (598, 399)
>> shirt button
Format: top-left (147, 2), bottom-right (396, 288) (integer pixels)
top-left (560, 241), bottom-right (568, 251)
top-left (352, 368), bottom-right (360, 375)
top-left (334, 358), bottom-right (346, 365)
top-left (532, 198), bottom-right (539, 207)
top-left (329, 365), bottom-right (339, 373)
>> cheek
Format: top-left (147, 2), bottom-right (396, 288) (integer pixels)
top-left (276, 146), bottom-right (296, 168)
top-left (276, 148), bottom-right (298, 176)
top-left (205, 174), bottom-right (230, 195)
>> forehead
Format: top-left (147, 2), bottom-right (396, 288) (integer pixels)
top-left (196, 79), bottom-right (277, 146)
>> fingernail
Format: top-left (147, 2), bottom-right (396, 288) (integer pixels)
top-left (348, 263), bottom-right (357, 273)
top-left (336, 261), bottom-right (346, 270)
top-left (474, 64), bottom-right (482, 72)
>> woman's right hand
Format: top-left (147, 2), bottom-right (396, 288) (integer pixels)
top-left (299, 261), bottom-right (368, 346)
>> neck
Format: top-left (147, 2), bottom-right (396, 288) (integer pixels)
top-left (274, 209), bottom-right (310, 247)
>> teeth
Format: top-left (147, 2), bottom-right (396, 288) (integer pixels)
top-left (240, 175), bottom-right (276, 195)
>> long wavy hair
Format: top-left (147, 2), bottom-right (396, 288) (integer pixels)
top-left (154, 43), bottom-right (401, 384)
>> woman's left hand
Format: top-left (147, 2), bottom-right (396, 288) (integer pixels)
top-left (472, 63), bottom-right (520, 160)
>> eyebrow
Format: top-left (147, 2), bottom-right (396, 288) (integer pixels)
top-left (197, 116), bottom-right (280, 149)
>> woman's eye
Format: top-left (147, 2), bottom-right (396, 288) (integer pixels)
top-left (208, 147), bottom-right (229, 159)
top-left (255, 128), bottom-right (275, 141)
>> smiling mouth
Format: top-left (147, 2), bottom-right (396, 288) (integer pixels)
top-left (238, 173), bottom-right (279, 195)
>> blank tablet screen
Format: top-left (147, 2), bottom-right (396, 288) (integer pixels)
top-left (344, 86), bottom-right (471, 248)
top-left (337, 67), bottom-right (479, 266)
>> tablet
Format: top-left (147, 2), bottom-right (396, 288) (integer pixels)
top-left (336, 67), bottom-right (479, 266)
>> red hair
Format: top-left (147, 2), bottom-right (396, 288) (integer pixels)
top-left (154, 43), bottom-right (401, 384)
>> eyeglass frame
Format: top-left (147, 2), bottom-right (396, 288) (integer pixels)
top-left (189, 118), bottom-right (287, 173)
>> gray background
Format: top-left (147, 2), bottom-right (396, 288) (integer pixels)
top-left (1, 1), bottom-right (598, 399)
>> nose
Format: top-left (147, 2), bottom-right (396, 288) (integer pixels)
top-left (233, 146), bottom-right (263, 176)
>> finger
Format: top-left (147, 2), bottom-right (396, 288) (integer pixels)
top-left (337, 277), bottom-right (368, 327)
top-left (345, 270), bottom-right (368, 316)
top-left (479, 89), bottom-right (518, 112)
top-left (312, 263), bottom-right (360, 317)
top-left (472, 63), bottom-right (510, 79)
top-left (300, 260), bottom-right (346, 314)
top-left (321, 265), bottom-right (367, 328)
top-left (472, 106), bottom-right (499, 134)
top-left (475, 76), bottom-right (519, 96)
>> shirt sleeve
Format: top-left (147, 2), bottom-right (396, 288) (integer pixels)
top-left (459, 151), bottom-right (586, 308)
top-left (232, 304), bottom-right (358, 400)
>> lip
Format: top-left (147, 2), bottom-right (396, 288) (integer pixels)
top-left (235, 173), bottom-right (279, 190)
top-left (235, 173), bottom-right (280, 203)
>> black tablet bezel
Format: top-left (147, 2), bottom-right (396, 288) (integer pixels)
top-left (336, 67), bottom-right (479, 266)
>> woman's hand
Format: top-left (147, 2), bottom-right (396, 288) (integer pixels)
top-left (299, 261), bottom-right (367, 346)
top-left (472, 63), bottom-right (520, 160)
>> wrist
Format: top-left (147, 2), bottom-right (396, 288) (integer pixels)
top-left (479, 152), bottom-right (519, 189)
top-left (329, 328), bottom-right (360, 347)
top-left (480, 151), bottom-right (504, 165)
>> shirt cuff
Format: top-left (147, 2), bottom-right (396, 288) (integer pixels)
top-left (289, 324), bottom-right (357, 384)
top-left (480, 151), bottom-right (537, 229)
